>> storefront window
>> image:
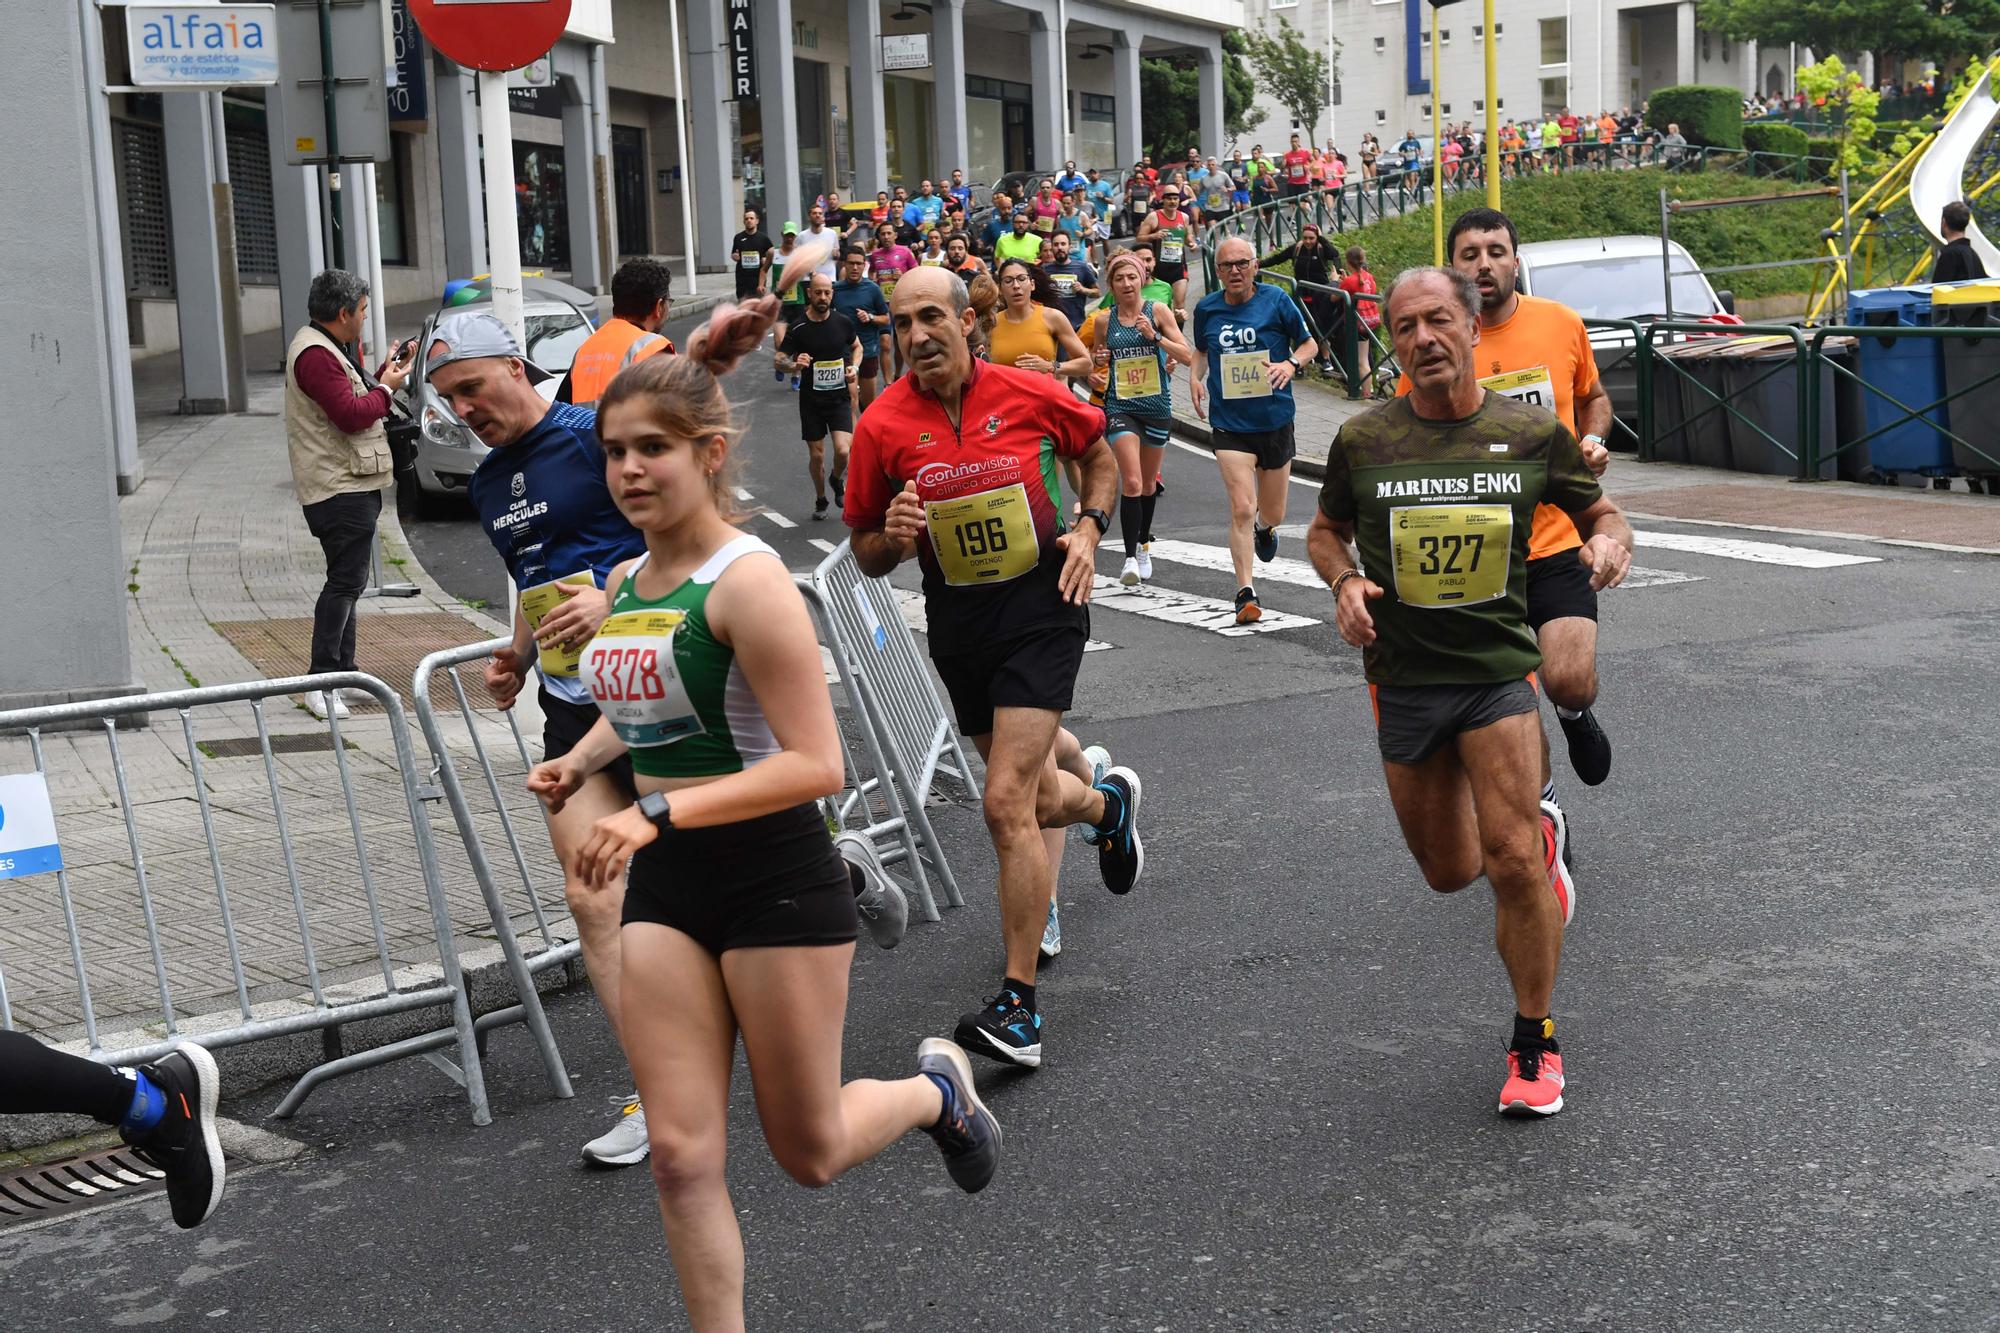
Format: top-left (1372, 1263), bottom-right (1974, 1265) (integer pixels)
top-left (513, 142), bottom-right (568, 269)
top-left (377, 133), bottom-right (411, 266)
top-left (884, 77), bottom-right (934, 189)
top-left (1077, 95), bottom-right (1115, 173)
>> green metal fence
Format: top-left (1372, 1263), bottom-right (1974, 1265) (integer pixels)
top-left (1809, 324), bottom-right (2000, 475)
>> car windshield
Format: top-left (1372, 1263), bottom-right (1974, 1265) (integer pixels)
top-left (1529, 256), bottom-right (1718, 320)
top-left (524, 310), bottom-right (591, 370)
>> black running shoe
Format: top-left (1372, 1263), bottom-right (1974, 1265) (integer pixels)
top-left (1254, 523), bottom-right (1279, 563)
top-left (1092, 766), bottom-right (1144, 895)
top-left (917, 1038), bottom-right (1002, 1193)
top-left (813, 496), bottom-right (830, 521)
top-left (1233, 586), bottom-right (1262, 625)
top-left (954, 987), bottom-right (1043, 1068)
top-left (1557, 709), bottom-right (1613, 786)
top-left (125, 1042), bottom-right (226, 1229)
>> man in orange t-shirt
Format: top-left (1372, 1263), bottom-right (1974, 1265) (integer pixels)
top-left (1397, 206), bottom-right (1616, 809)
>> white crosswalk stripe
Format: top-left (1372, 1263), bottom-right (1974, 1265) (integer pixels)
top-left (1632, 530), bottom-right (1882, 568)
top-left (1088, 576), bottom-right (1319, 635)
top-left (1140, 538), bottom-right (1328, 589)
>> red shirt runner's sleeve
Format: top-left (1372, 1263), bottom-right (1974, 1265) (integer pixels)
top-left (294, 345), bottom-right (391, 435)
top-left (842, 399), bottom-right (897, 529)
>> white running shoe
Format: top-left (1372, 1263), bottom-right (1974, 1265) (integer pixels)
top-left (1119, 556), bottom-right (1141, 586)
top-left (1039, 900), bottom-right (1063, 959)
top-left (581, 1097), bottom-right (650, 1167)
top-left (1073, 745), bottom-right (1113, 844)
top-left (1135, 544), bottom-right (1153, 581)
top-left (835, 830), bottom-right (909, 949)
top-left (302, 690), bottom-right (350, 720)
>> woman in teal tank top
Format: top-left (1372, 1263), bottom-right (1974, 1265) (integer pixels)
top-left (1097, 250), bottom-right (1195, 585)
top-left (522, 265), bottom-right (1003, 1327)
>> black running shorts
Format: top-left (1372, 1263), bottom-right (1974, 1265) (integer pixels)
top-left (1105, 410), bottom-right (1172, 448)
top-left (539, 686), bottom-right (635, 792)
top-left (930, 623), bottom-right (1089, 737)
top-left (1526, 552), bottom-right (1600, 630)
top-left (1369, 677), bottom-right (1540, 767)
top-left (859, 353), bottom-right (881, 380)
top-left (622, 801), bottom-right (858, 955)
top-left (1212, 423), bottom-right (1297, 471)
top-left (800, 394), bottom-right (854, 442)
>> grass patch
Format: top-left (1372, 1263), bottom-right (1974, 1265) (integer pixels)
top-left (159, 646), bottom-right (200, 689)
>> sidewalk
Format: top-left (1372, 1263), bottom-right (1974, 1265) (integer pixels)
top-left (1171, 378), bottom-right (2000, 554)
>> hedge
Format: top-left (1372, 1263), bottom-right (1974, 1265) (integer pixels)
top-left (1647, 85), bottom-right (1745, 149)
top-left (1742, 123), bottom-right (1810, 158)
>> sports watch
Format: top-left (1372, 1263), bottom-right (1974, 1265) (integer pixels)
top-left (1078, 507), bottom-right (1111, 536)
top-left (636, 790), bottom-right (674, 831)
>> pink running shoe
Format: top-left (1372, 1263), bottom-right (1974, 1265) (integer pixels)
top-left (1540, 800), bottom-right (1576, 926)
top-left (1499, 1046), bottom-right (1566, 1117)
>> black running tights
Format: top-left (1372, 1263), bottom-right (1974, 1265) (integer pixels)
top-left (0, 1029), bottom-right (133, 1123)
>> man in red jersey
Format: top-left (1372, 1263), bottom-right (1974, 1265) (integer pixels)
top-left (845, 266), bottom-right (1144, 1070)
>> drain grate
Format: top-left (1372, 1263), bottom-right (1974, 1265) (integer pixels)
top-left (0, 1147), bottom-right (177, 1224)
top-left (197, 733), bottom-right (358, 759)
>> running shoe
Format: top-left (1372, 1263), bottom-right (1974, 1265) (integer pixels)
top-left (125, 1041), bottom-right (225, 1229)
top-left (836, 830), bottom-right (908, 950)
top-left (954, 987), bottom-right (1043, 1067)
top-left (1254, 523), bottom-right (1279, 563)
top-left (1039, 900), bottom-right (1063, 958)
top-left (1135, 544), bottom-right (1154, 581)
top-left (581, 1097), bottom-right (650, 1167)
top-left (813, 496), bottom-right (830, 521)
top-left (1499, 1045), bottom-right (1566, 1117)
top-left (1119, 555), bottom-right (1141, 586)
top-left (790, 373), bottom-right (802, 391)
top-left (1540, 799), bottom-right (1576, 927)
top-left (917, 1037), bottom-right (1002, 1193)
top-left (1072, 744), bottom-right (1113, 845)
top-left (1233, 586), bottom-right (1262, 625)
top-left (1093, 766), bottom-right (1144, 895)
top-left (775, 362), bottom-right (785, 383)
top-left (1557, 708), bottom-right (1613, 786)
top-left (301, 689), bottom-right (350, 720)
top-left (830, 472), bottom-right (846, 507)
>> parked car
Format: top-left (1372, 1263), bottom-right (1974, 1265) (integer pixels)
top-left (388, 277), bottom-right (597, 519)
top-left (1515, 235), bottom-right (1737, 446)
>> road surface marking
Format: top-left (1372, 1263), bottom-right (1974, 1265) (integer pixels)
top-left (1089, 576), bottom-right (1318, 636)
top-left (809, 538), bottom-right (839, 554)
top-left (1617, 566), bottom-right (1706, 589)
top-left (1141, 538), bottom-right (1329, 589)
top-left (761, 509), bottom-right (797, 529)
top-left (1623, 511), bottom-right (2000, 558)
top-left (1632, 530), bottom-right (1882, 568)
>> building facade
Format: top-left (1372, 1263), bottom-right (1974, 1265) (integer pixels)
top-left (1244, 0), bottom-right (1812, 155)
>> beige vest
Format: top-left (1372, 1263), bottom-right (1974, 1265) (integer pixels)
top-left (284, 324), bottom-right (392, 507)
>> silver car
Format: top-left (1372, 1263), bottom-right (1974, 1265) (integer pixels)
top-left (391, 278), bottom-right (598, 517)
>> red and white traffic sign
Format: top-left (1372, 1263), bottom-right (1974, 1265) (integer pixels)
top-left (408, 0), bottom-right (571, 73)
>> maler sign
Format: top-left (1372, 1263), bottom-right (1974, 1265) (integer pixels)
top-left (728, 0), bottom-right (757, 101)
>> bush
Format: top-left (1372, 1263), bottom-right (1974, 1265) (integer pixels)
top-left (1648, 85), bottom-right (1745, 149)
top-left (1742, 122), bottom-right (1810, 158)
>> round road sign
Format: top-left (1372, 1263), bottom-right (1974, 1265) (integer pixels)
top-left (409, 0), bottom-right (573, 74)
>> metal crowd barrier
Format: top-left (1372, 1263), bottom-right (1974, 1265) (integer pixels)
top-left (809, 541), bottom-right (980, 912)
top-left (408, 639), bottom-right (577, 1102)
top-left (0, 672), bottom-right (497, 1125)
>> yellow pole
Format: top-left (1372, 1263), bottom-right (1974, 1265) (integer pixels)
top-left (1432, 3), bottom-right (1444, 263)
top-left (1483, 0), bottom-right (1500, 207)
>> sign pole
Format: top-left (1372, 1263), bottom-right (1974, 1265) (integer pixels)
top-left (317, 0), bottom-right (346, 267)
top-left (478, 69), bottom-right (526, 347)
top-left (1431, 2), bottom-right (1443, 265)
top-left (667, 0), bottom-right (697, 298)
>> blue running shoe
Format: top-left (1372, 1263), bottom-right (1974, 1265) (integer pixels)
top-left (954, 987), bottom-right (1043, 1068)
top-left (1039, 900), bottom-right (1063, 959)
top-left (917, 1038), bottom-right (1002, 1192)
top-left (1072, 744), bottom-right (1113, 845)
top-left (1092, 766), bottom-right (1144, 895)
top-left (1254, 523), bottom-right (1279, 563)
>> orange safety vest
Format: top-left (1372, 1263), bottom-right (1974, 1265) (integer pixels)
top-left (567, 317), bottom-right (673, 405)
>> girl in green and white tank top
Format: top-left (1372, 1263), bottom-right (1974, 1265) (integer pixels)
top-left (521, 266), bottom-right (999, 1330)
top-left (1097, 250), bottom-right (1196, 583)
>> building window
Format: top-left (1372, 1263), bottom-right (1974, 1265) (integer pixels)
top-left (612, 125), bottom-right (649, 256)
top-left (1473, 24), bottom-right (1481, 40)
top-left (1270, 0), bottom-right (1298, 8)
top-left (1440, 29), bottom-right (1450, 46)
top-left (1539, 17), bottom-right (1567, 66)
top-left (1702, 34), bottom-right (1712, 63)
top-left (513, 141), bottom-right (568, 269)
top-left (375, 132), bottom-right (413, 266)
top-left (1540, 77), bottom-right (1566, 116)
top-left (1474, 99), bottom-right (1483, 112)
top-left (1373, 36), bottom-right (1385, 53)
top-left (1374, 109), bottom-right (1387, 124)
top-left (1441, 103), bottom-right (1451, 115)
top-left (1419, 30), bottom-right (1428, 48)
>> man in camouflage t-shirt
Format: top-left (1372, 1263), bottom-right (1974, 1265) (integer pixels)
top-left (1305, 266), bottom-right (1633, 1119)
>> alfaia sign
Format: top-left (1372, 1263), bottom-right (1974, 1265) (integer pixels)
top-left (126, 5), bottom-right (280, 87)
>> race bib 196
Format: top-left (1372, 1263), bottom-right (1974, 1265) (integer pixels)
top-left (1220, 350), bottom-right (1273, 400)
top-left (1113, 348), bottom-right (1162, 400)
top-left (925, 484), bottom-right (1038, 586)
top-left (1480, 365), bottom-right (1554, 411)
top-left (812, 359), bottom-right (847, 391)
top-left (1390, 504), bottom-right (1513, 608)
top-left (584, 611), bottom-right (705, 747)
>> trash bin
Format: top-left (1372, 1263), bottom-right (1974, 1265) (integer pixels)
top-left (1931, 281), bottom-right (2000, 482)
top-left (1648, 337), bottom-right (1737, 470)
top-left (1720, 336), bottom-right (1838, 479)
top-left (1818, 337), bottom-right (1879, 482)
top-left (1846, 286), bottom-right (1953, 477)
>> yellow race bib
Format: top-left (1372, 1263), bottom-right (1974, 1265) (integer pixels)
top-left (1390, 505), bottom-right (1513, 608)
top-left (1160, 239), bottom-right (1185, 264)
top-left (925, 485), bottom-right (1039, 586)
top-left (812, 358), bottom-right (847, 391)
top-left (519, 570), bottom-right (597, 677)
top-left (1479, 365), bottom-right (1553, 412)
top-left (1220, 350), bottom-right (1273, 400)
top-left (1113, 348), bottom-right (1162, 400)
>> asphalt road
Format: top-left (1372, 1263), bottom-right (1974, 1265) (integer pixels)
top-left (11, 330), bottom-right (2000, 1330)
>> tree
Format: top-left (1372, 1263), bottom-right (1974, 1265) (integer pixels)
top-left (1698, 0), bottom-right (2000, 71)
top-left (1240, 17), bottom-right (1338, 147)
top-left (1794, 54), bottom-right (1880, 170)
top-left (1140, 31), bottom-right (1262, 161)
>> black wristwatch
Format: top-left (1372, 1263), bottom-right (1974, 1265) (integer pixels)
top-left (1077, 508), bottom-right (1111, 536)
top-left (637, 791), bottom-right (674, 831)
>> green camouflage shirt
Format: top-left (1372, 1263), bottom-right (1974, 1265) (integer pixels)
top-left (1317, 393), bottom-right (1603, 686)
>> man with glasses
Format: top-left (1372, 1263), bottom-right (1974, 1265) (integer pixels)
top-left (1138, 183), bottom-right (1199, 322)
top-left (1189, 237), bottom-right (1317, 625)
